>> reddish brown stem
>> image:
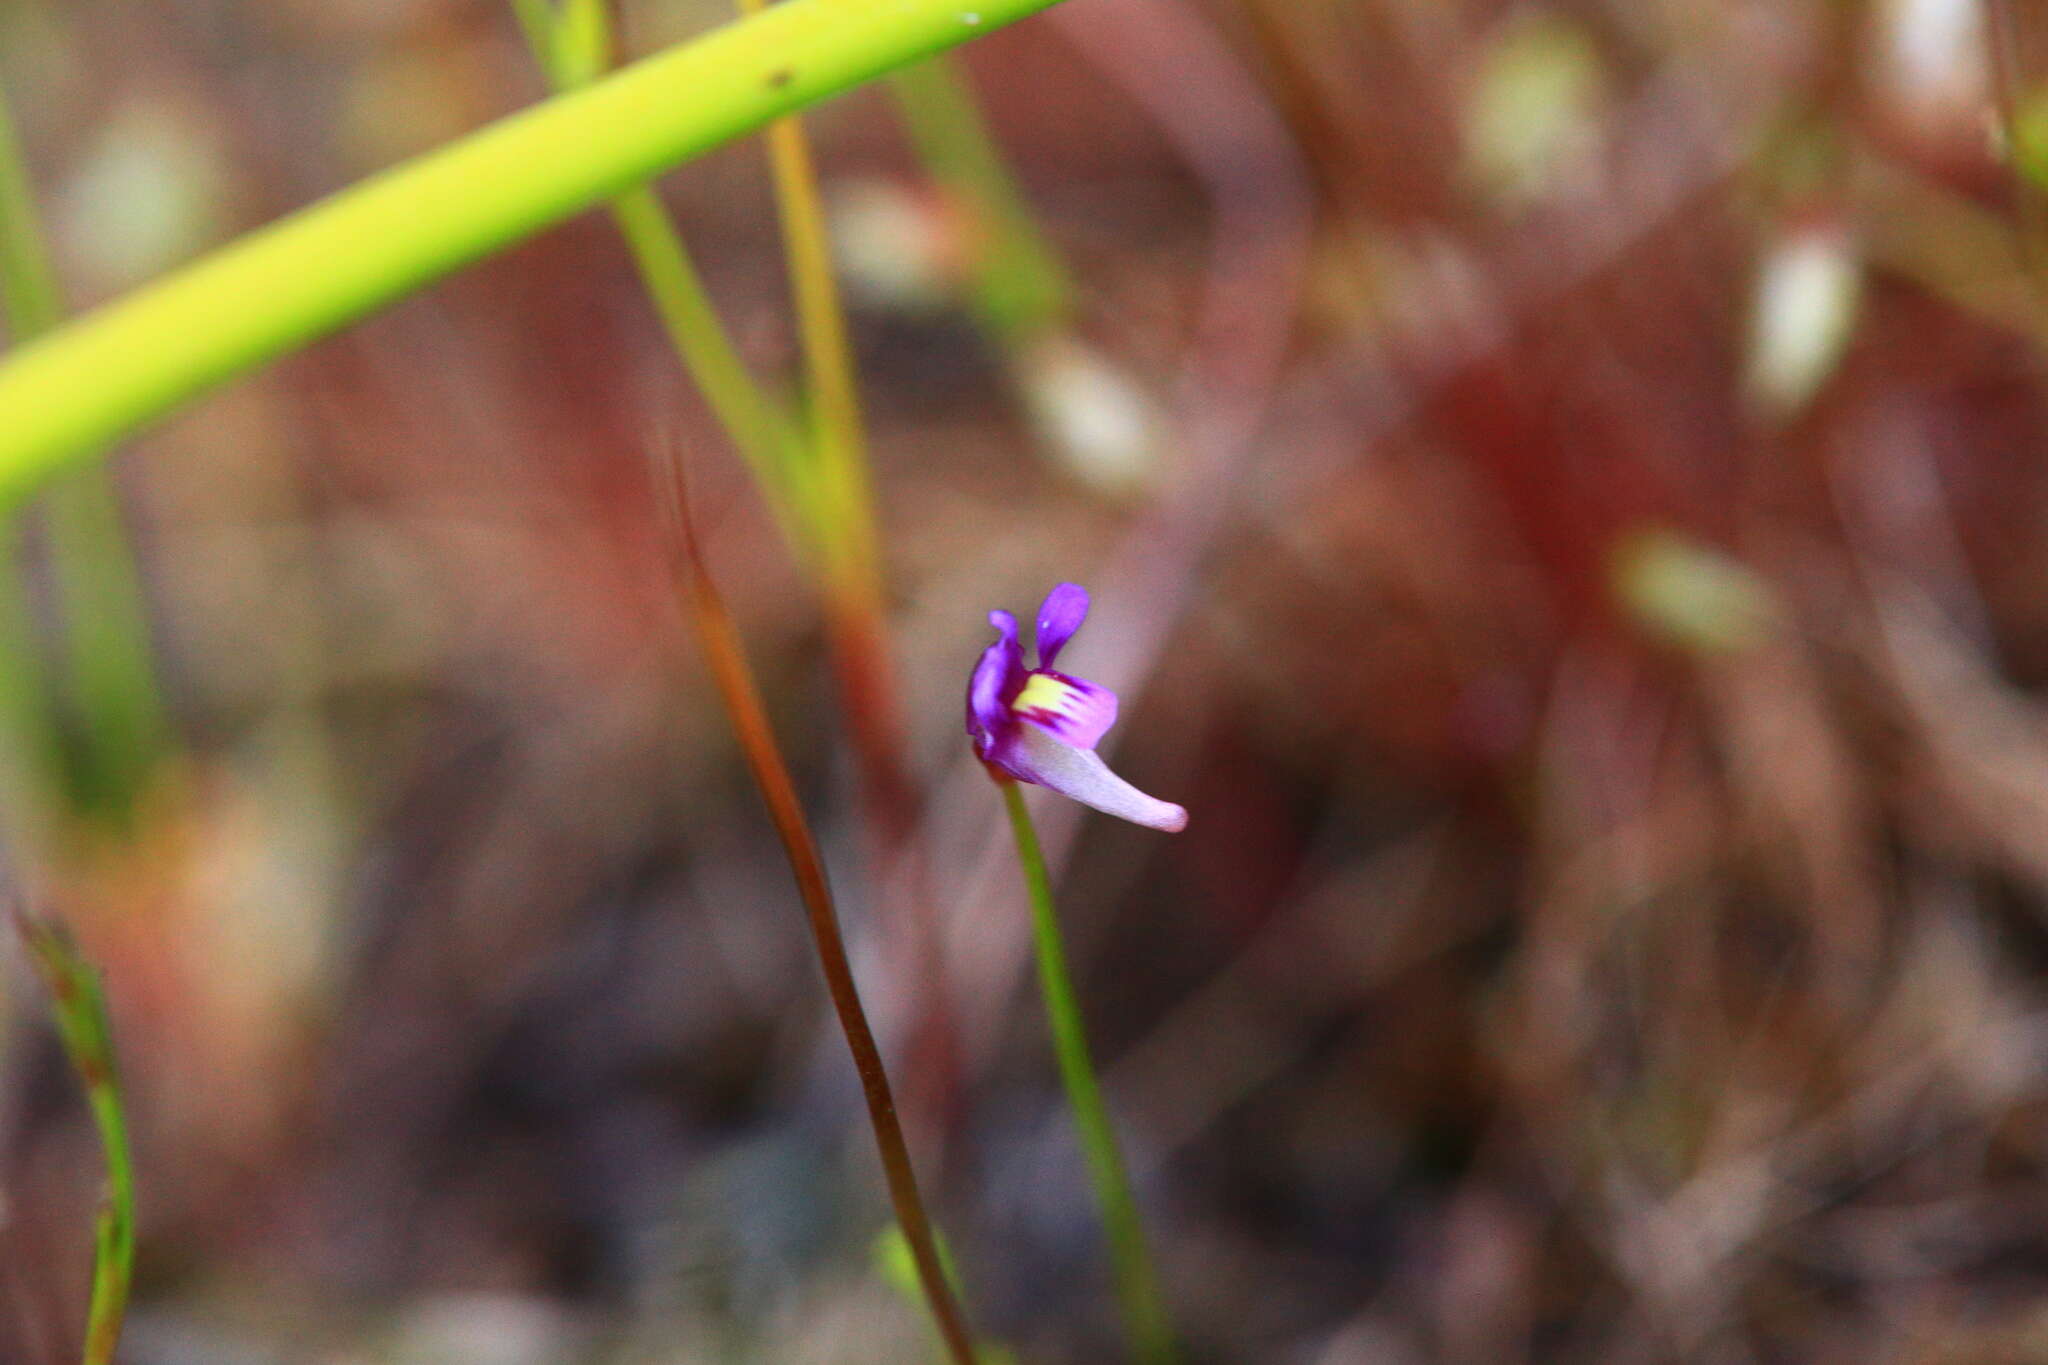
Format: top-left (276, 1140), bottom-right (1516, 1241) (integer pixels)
top-left (666, 485), bottom-right (980, 1365)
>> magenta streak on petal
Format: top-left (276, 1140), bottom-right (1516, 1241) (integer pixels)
top-left (1007, 725), bottom-right (1188, 832)
top-left (1034, 583), bottom-right (1090, 669)
top-left (1013, 669), bottom-right (1118, 750)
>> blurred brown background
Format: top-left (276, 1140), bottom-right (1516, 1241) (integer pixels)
top-left (7, 0), bottom-right (2048, 1360)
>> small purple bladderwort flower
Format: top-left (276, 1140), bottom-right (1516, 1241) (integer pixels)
top-left (967, 583), bottom-right (1188, 832)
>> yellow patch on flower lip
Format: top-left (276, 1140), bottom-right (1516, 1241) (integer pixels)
top-left (1012, 671), bottom-right (1084, 718)
top-left (1009, 663), bottom-right (1118, 750)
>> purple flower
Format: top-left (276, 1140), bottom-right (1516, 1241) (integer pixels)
top-left (966, 583), bottom-right (1188, 832)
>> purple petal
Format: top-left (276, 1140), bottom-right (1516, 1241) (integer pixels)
top-left (1034, 583), bottom-right (1090, 668)
top-left (1005, 725), bottom-right (1187, 832)
top-left (967, 610), bottom-right (1025, 753)
top-left (1013, 669), bottom-right (1118, 750)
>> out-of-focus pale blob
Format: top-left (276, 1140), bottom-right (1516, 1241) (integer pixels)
top-left (1873, 0), bottom-right (1988, 142)
top-left (389, 1293), bottom-right (592, 1365)
top-left (1745, 218), bottom-right (1862, 418)
top-left (829, 177), bottom-right (961, 313)
top-left (57, 98), bottom-right (228, 292)
top-left (1611, 528), bottom-right (1783, 655)
top-left (1019, 337), bottom-right (1161, 496)
top-left (1461, 15), bottom-right (1606, 210)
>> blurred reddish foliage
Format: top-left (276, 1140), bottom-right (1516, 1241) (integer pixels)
top-left (6, 1), bottom-right (2048, 1361)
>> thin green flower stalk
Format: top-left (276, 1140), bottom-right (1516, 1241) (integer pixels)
top-left (16, 910), bottom-right (137, 1365)
top-left (999, 780), bottom-right (1177, 1365)
top-left (0, 0), bottom-right (1073, 507)
top-left (887, 55), bottom-right (1072, 350)
top-left (969, 585), bottom-right (1183, 1354)
top-left (0, 77), bottom-right (170, 831)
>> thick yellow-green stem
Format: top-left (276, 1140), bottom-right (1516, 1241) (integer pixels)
top-left (0, 0), bottom-right (1073, 506)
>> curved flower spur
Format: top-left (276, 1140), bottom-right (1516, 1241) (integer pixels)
top-left (967, 583), bottom-right (1188, 832)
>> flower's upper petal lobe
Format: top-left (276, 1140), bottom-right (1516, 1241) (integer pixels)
top-left (968, 610), bottom-right (1024, 751)
top-left (1034, 583), bottom-right (1090, 668)
top-left (1005, 725), bottom-right (1187, 832)
top-left (1013, 669), bottom-right (1118, 750)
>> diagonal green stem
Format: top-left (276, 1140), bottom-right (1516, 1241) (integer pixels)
top-left (0, 0), bottom-right (1072, 509)
top-left (513, 0), bottom-right (807, 545)
top-left (999, 778), bottom-right (1178, 1365)
top-left (607, 185), bottom-right (806, 526)
top-left (80, 1023), bottom-right (135, 1365)
top-left (887, 56), bottom-right (1071, 350)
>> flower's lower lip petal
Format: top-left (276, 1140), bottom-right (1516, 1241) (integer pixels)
top-left (1008, 726), bottom-right (1187, 832)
